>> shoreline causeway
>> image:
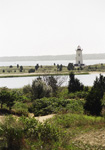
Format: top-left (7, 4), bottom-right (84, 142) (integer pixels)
top-left (0, 71), bottom-right (104, 78)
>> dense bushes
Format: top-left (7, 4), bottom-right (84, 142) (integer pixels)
top-left (12, 102), bottom-right (29, 116)
top-left (23, 84), bottom-right (32, 99)
top-left (0, 88), bottom-right (29, 116)
top-left (0, 76), bottom-right (87, 116)
top-left (0, 88), bottom-right (16, 110)
top-left (58, 87), bottom-right (88, 99)
top-left (0, 116), bottom-right (60, 150)
top-left (0, 116), bottom-right (25, 150)
top-left (29, 98), bottom-right (84, 116)
top-left (28, 68), bottom-right (35, 73)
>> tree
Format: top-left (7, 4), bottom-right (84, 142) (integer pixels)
top-left (20, 66), bottom-right (23, 72)
top-left (9, 65), bottom-right (13, 68)
top-left (57, 64), bottom-right (62, 71)
top-left (0, 88), bottom-right (9, 109)
top-left (93, 74), bottom-right (105, 91)
top-left (67, 63), bottom-right (74, 71)
top-left (31, 78), bottom-right (52, 100)
top-left (84, 88), bottom-right (103, 116)
top-left (35, 64), bottom-right (39, 70)
top-left (68, 72), bottom-right (84, 93)
top-left (84, 74), bottom-right (105, 116)
top-left (44, 76), bottom-right (58, 96)
top-left (57, 64), bottom-right (59, 71)
top-left (0, 88), bottom-right (16, 110)
top-left (17, 64), bottom-right (19, 68)
top-left (59, 64), bottom-right (62, 71)
top-left (6, 91), bottom-right (16, 110)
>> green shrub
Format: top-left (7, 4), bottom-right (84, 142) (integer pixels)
top-left (29, 98), bottom-right (84, 116)
top-left (58, 87), bottom-right (88, 99)
top-left (38, 121), bottom-right (60, 143)
top-left (28, 68), bottom-right (35, 73)
top-left (66, 99), bottom-right (84, 114)
top-left (19, 116), bottom-right (39, 138)
top-left (22, 84), bottom-right (32, 99)
top-left (28, 98), bottom-right (54, 116)
top-left (0, 88), bottom-right (16, 110)
top-left (12, 89), bottom-right (28, 102)
top-left (0, 116), bottom-right (25, 150)
top-left (19, 116), bottom-right (60, 143)
top-left (12, 102), bottom-right (28, 116)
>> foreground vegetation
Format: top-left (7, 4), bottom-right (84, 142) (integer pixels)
top-left (1, 114), bottom-right (105, 150)
top-left (0, 73), bottom-right (105, 149)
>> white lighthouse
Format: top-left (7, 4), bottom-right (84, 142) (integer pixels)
top-left (75, 45), bottom-right (83, 66)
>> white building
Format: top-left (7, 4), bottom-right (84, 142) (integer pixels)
top-left (75, 45), bottom-right (83, 66)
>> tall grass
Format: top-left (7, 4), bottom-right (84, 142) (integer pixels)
top-left (51, 113), bottom-right (105, 129)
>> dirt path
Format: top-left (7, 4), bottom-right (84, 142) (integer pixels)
top-left (0, 71), bottom-right (97, 78)
top-left (74, 129), bottom-right (105, 147)
top-left (0, 116), bottom-right (4, 123)
top-left (35, 114), bottom-right (55, 122)
top-left (0, 114), bottom-right (55, 123)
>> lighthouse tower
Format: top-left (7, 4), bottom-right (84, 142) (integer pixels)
top-left (75, 45), bottom-right (83, 66)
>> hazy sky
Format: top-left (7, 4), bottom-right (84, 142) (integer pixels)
top-left (0, 0), bottom-right (105, 56)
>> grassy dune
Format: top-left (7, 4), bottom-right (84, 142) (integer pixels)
top-left (0, 65), bottom-right (90, 78)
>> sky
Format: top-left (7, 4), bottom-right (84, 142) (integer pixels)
top-left (0, 0), bottom-right (105, 56)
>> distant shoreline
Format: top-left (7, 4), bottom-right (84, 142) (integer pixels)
top-left (0, 53), bottom-right (105, 62)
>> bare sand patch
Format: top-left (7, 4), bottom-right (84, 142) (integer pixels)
top-left (35, 114), bottom-right (55, 122)
top-left (0, 116), bottom-right (5, 123)
top-left (74, 129), bottom-right (105, 147)
top-left (0, 114), bottom-right (55, 123)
